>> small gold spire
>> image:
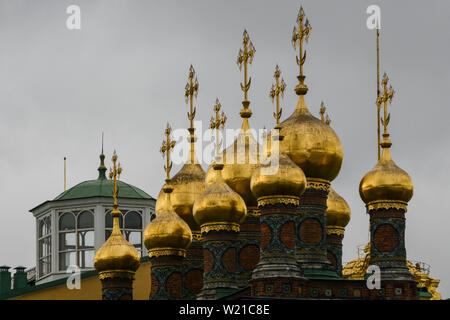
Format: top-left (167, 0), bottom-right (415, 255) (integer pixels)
top-left (292, 6), bottom-right (311, 95)
top-left (210, 99), bottom-right (227, 163)
top-left (108, 150), bottom-right (122, 218)
top-left (376, 27), bottom-right (382, 160)
top-left (269, 65), bottom-right (286, 128)
top-left (325, 114), bottom-right (331, 126)
top-left (319, 101), bottom-right (326, 123)
top-left (160, 123), bottom-right (176, 181)
top-left (184, 65), bottom-right (199, 164)
top-left (237, 30), bottom-right (256, 121)
top-left (377, 73), bottom-right (395, 139)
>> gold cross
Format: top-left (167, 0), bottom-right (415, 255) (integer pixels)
top-left (270, 65), bottom-right (286, 128)
top-left (319, 101), bottom-right (326, 123)
top-left (109, 150), bottom-right (122, 216)
top-left (160, 123), bottom-right (176, 181)
top-left (237, 30), bottom-right (256, 102)
top-left (210, 99), bottom-right (227, 159)
top-left (292, 6), bottom-right (311, 94)
top-left (184, 65), bottom-right (199, 163)
top-left (377, 73), bottom-right (395, 134)
top-left (185, 65), bottom-right (199, 129)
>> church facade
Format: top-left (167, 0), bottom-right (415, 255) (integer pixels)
top-left (0, 6), bottom-right (441, 301)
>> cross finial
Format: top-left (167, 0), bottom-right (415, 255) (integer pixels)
top-left (377, 73), bottom-right (395, 135)
top-left (237, 30), bottom-right (256, 118)
top-left (184, 65), bottom-right (199, 164)
top-left (160, 123), bottom-right (176, 181)
top-left (210, 99), bottom-right (227, 162)
top-left (292, 6), bottom-right (311, 95)
top-left (270, 65), bottom-right (286, 128)
top-left (319, 101), bottom-right (326, 123)
top-left (109, 150), bottom-right (122, 216)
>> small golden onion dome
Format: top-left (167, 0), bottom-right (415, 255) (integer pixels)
top-left (144, 186), bottom-right (192, 254)
top-left (205, 121), bottom-right (260, 207)
top-left (279, 96), bottom-right (343, 181)
top-left (359, 135), bottom-right (413, 204)
top-left (250, 150), bottom-right (306, 199)
top-left (94, 213), bottom-right (140, 277)
top-left (326, 187), bottom-right (351, 228)
top-left (194, 163), bottom-right (247, 229)
top-left (170, 163), bottom-right (206, 232)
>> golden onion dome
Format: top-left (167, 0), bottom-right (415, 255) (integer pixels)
top-left (205, 120), bottom-right (260, 207)
top-left (194, 163), bottom-right (247, 230)
top-left (144, 185), bottom-right (192, 254)
top-left (94, 213), bottom-right (140, 277)
top-left (279, 96), bottom-right (343, 181)
top-left (326, 187), bottom-right (351, 228)
top-left (359, 135), bottom-right (413, 204)
top-left (170, 163), bottom-right (206, 232)
top-left (250, 149), bottom-right (306, 199)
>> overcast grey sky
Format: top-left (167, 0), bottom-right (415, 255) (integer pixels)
top-left (0, 0), bottom-right (449, 298)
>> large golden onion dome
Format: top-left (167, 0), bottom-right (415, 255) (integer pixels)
top-left (359, 135), bottom-right (413, 204)
top-left (144, 185), bottom-right (192, 256)
top-left (250, 148), bottom-right (306, 199)
top-left (94, 216), bottom-right (140, 278)
top-left (279, 96), bottom-right (343, 181)
top-left (205, 118), bottom-right (260, 207)
top-left (194, 163), bottom-right (247, 231)
top-left (170, 163), bottom-right (206, 232)
top-left (326, 187), bottom-right (351, 228)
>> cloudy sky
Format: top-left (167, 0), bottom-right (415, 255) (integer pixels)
top-left (0, 0), bottom-right (449, 298)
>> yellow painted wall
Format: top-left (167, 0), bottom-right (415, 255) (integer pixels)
top-left (15, 262), bottom-right (151, 300)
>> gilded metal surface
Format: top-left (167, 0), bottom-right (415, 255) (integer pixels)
top-left (192, 231), bottom-right (203, 241)
top-left (325, 226), bottom-right (345, 236)
top-left (292, 6), bottom-right (311, 95)
top-left (98, 270), bottom-right (135, 281)
top-left (205, 31), bottom-right (260, 207)
top-left (144, 127), bottom-right (193, 256)
top-left (280, 96), bottom-right (343, 182)
top-left (169, 67), bottom-right (207, 232)
top-left (306, 178), bottom-right (330, 191)
top-left (251, 152), bottom-right (306, 199)
top-left (326, 187), bottom-right (351, 228)
top-left (94, 152), bottom-right (140, 278)
top-left (366, 200), bottom-right (408, 212)
top-left (247, 207), bottom-right (261, 217)
top-left (269, 65), bottom-right (286, 128)
top-left (257, 195), bottom-right (300, 207)
top-left (360, 76), bottom-right (413, 204)
top-left (148, 247), bottom-right (186, 258)
top-left (200, 222), bottom-right (240, 234)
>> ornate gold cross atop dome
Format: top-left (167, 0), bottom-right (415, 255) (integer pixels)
top-left (160, 123), bottom-right (176, 181)
top-left (184, 65), bottom-right (199, 164)
top-left (210, 99), bottom-right (226, 161)
top-left (108, 150), bottom-right (122, 217)
top-left (292, 6), bottom-right (311, 95)
top-left (270, 65), bottom-right (286, 129)
top-left (237, 30), bottom-right (255, 118)
top-left (377, 73), bottom-right (395, 135)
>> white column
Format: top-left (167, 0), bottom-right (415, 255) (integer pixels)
top-left (94, 204), bottom-right (105, 250)
top-left (51, 209), bottom-right (57, 274)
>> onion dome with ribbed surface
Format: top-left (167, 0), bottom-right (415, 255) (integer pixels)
top-left (144, 185), bottom-right (192, 257)
top-left (194, 163), bottom-right (247, 233)
top-left (250, 148), bottom-right (306, 199)
top-left (279, 96), bottom-right (343, 181)
top-left (359, 134), bottom-right (413, 204)
top-left (326, 187), bottom-right (351, 228)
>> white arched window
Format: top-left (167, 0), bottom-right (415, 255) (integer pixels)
top-left (58, 210), bottom-right (94, 271)
top-left (105, 210), bottom-right (143, 256)
top-left (38, 215), bottom-right (52, 277)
